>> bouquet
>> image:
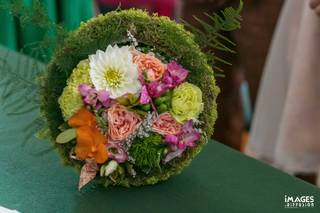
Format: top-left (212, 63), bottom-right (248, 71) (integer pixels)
top-left (56, 43), bottom-right (208, 189)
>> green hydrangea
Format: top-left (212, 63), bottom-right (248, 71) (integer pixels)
top-left (58, 59), bottom-right (92, 121)
top-left (171, 82), bottom-right (204, 123)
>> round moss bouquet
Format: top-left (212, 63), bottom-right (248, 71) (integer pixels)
top-left (38, 8), bottom-right (241, 190)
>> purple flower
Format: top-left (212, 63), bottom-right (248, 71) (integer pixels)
top-left (78, 84), bottom-right (92, 96)
top-left (107, 142), bottom-right (128, 163)
top-left (164, 120), bottom-right (200, 150)
top-left (163, 61), bottom-right (189, 88)
top-left (163, 147), bottom-right (185, 164)
top-left (165, 134), bottom-right (179, 144)
top-left (97, 90), bottom-right (112, 108)
top-left (79, 84), bottom-right (98, 106)
top-left (139, 85), bottom-right (151, 104)
top-left (147, 81), bottom-right (169, 98)
top-left (78, 84), bottom-right (112, 109)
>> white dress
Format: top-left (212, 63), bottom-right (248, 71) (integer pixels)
top-left (246, 0), bottom-right (320, 175)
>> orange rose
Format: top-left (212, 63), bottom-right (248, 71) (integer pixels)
top-left (133, 53), bottom-right (165, 81)
top-left (68, 108), bottom-right (108, 164)
top-left (107, 104), bottom-right (142, 141)
top-left (151, 112), bottom-right (182, 135)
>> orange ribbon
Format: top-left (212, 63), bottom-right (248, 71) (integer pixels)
top-left (68, 108), bottom-right (108, 164)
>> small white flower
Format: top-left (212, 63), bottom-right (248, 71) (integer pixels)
top-left (89, 45), bottom-right (141, 98)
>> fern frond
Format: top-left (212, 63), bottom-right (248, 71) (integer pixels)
top-left (0, 0), bottom-right (69, 62)
top-left (0, 47), bottom-right (45, 143)
top-left (182, 0), bottom-right (243, 72)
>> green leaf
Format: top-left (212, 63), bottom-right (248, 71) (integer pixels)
top-left (56, 128), bottom-right (76, 144)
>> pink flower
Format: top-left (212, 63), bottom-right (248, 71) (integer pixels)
top-left (142, 61), bottom-right (188, 98)
top-left (151, 112), bottom-right (182, 135)
top-left (147, 81), bottom-right (170, 98)
top-left (162, 120), bottom-right (200, 163)
top-left (78, 84), bottom-right (112, 109)
top-left (133, 53), bottom-right (166, 81)
top-left (107, 104), bottom-right (142, 141)
top-left (163, 61), bottom-right (189, 88)
top-left (165, 120), bottom-right (200, 150)
top-left (162, 147), bottom-right (185, 164)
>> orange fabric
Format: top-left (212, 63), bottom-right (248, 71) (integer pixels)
top-left (68, 108), bottom-right (108, 164)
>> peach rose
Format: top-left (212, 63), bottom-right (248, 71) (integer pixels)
top-left (151, 112), bottom-right (182, 136)
top-left (133, 53), bottom-right (165, 81)
top-left (107, 104), bottom-right (142, 141)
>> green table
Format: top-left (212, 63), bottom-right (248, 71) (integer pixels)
top-left (1, 47), bottom-right (320, 213)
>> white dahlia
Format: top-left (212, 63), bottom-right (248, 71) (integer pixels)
top-left (89, 45), bottom-right (141, 98)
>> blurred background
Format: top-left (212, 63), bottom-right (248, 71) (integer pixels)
top-left (1, 0), bottom-right (320, 186)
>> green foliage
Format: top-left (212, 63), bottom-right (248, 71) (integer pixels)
top-left (95, 110), bottom-right (108, 134)
top-left (129, 134), bottom-right (165, 173)
top-left (182, 0), bottom-right (243, 73)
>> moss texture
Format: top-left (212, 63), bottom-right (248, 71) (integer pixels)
top-left (40, 9), bottom-right (220, 187)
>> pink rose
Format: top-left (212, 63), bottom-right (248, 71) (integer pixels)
top-left (133, 53), bottom-right (166, 81)
top-left (151, 112), bottom-right (182, 136)
top-left (108, 104), bottom-right (141, 141)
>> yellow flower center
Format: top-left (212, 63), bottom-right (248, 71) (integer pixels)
top-left (104, 68), bottom-right (123, 88)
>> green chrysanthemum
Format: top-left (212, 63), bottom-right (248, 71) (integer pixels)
top-left (58, 59), bottom-right (92, 121)
top-left (171, 83), bottom-right (203, 123)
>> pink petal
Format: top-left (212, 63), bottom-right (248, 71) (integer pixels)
top-left (166, 61), bottom-right (189, 85)
top-left (78, 84), bottom-right (92, 96)
top-left (83, 93), bottom-right (97, 105)
top-left (139, 85), bottom-right (151, 104)
top-left (182, 120), bottom-right (194, 133)
top-left (78, 160), bottom-right (98, 190)
top-left (163, 148), bottom-right (185, 164)
top-left (181, 132), bottom-right (200, 148)
top-left (98, 90), bottom-right (112, 108)
top-left (147, 82), bottom-right (169, 97)
top-left (165, 134), bottom-right (179, 145)
top-left (162, 71), bottom-right (174, 88)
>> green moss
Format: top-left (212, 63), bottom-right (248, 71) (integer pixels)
top-left (40, 9), bottom-right (219, 187)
